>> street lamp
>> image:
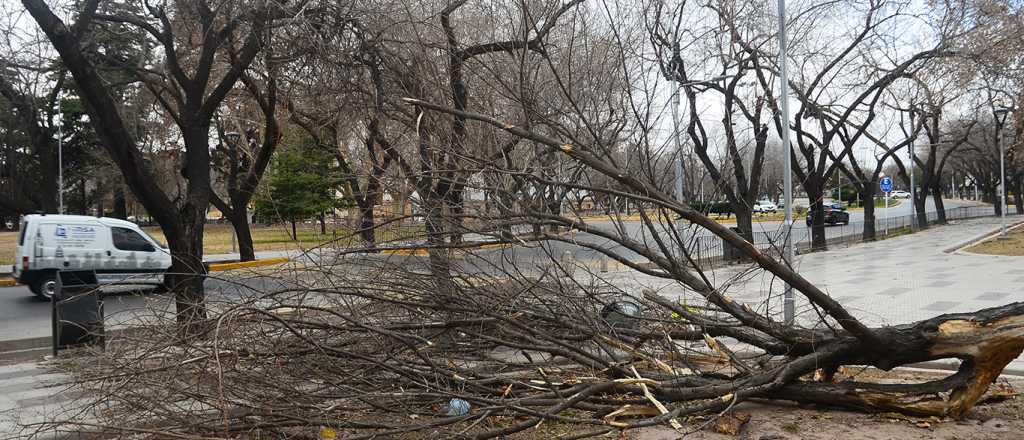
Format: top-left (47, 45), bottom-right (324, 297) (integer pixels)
top-left (993, 107), bottom-right (1012, 238)
top-left (670, 72), bottom-right (734, 247)
top-left (56, 108), bottom-right (63, 215)
top-left (777, 0), bottom-right (795, 325)
top-left (222, 131), bottom-right (242, 252)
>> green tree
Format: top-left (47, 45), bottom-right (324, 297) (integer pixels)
top-left (255, 131), bottom-right (343, 239)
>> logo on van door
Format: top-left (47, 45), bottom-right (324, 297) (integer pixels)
top-left (53, 224), bottom-right (98, 248)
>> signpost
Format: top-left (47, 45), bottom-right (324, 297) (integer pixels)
top-left (880, 177), bottom-right (893, 234)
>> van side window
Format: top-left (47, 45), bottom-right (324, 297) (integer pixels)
top-left (112, 227), bottom-right (155, 252)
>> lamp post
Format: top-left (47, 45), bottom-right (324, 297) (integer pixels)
top-left (777, 0), bottom-right (795, 325)
top-left (908, 107), bottom-right (917, 229)
top-left (670, 74), bottom-right (733, 246)
top-left (223, 131), bottom-right (242, 252)
top-left (57, 109), bottom-right (63, 215)
top-left (993, 107), bottom-right (1012, 238)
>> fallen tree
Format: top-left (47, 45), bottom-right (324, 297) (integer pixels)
top-left (18, 0), bottom-right (1024, 438)
top-left (25, 101), bottom-right (1024, 439)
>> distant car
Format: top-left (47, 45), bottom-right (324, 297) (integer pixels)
top-left (806, 203), bottom-right (850, 226)
top-left (890, 190), bottom-right (911, 199)
top-left (753, 200), bottom-right (777, 213)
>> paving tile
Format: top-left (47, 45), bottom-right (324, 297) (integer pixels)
top-left (975, 291), bottom-right (1011, 301)
top-left (924, 280), bottom-right (953, 287)
top-left (875, 287), bottom-right (908, 296)
top-left (922, 301), bottom-right (960, 312)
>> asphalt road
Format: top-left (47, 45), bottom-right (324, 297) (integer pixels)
top-left (0, 275), bottom-right (300, 343)
top-left (0, 198), bottom-right (989, 344)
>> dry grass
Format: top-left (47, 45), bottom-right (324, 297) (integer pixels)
top-left (143, 223), bottom-right (425, 255)
top-left (0, 231), bottom-right (16, 265)
top-left (966, 224), bottom-right (1024, 256)
top-left (0, 223), bottom-right (425, 265)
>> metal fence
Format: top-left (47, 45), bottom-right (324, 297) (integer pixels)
top-left (686, 205), bottom-right (1000, 269)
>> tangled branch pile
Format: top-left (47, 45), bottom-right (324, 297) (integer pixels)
top-left (31, 252), bottom-right (1024, 439)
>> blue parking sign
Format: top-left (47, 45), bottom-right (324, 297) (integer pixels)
top-left (879, 177), bottom-right (893, 193)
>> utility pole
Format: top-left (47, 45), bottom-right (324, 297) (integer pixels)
top-left (777, 0), bottom-right (795, 325)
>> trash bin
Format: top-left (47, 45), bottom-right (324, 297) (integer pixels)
top-left (722, 227), bottom-right (747, 262)
top-left (52, 270), bottom-right (104, 355)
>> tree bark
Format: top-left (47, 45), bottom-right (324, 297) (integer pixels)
top-left (913, 188), bottom-right (929, 229)
top-left (734, 203), bottom-right (754, 243)
top-left (225, 207), bottom-right (255, 261)
top-left (807, 180), bottom-right (827, 251)
top-left (290, 219), bottom-right (297, 241)
top-left (862, 188), bottom-right (877, 241)
top-left (113, 186), bottom-right (127, 219)
top-left (932, 181), bottom-right (947, 225)
top-left (357, 200), bottom-right (376, 247)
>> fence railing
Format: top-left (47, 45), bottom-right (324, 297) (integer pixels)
top-left (685, 205), bottom-right (1001, 269)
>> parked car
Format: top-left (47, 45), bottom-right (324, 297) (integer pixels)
top-left (806, 203), bottom-right (850, 226)
top-left (12, 214), bottom-right (172, 299)
top-left (753, 200), bottom-right (777, 213)
top-left (890, 190), bottom-right (911, 199)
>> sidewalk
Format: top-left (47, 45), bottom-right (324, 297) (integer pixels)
top-left (0, 361), bottom-right (81, 439)
top-left (603, 215), bottom-right (1024, 370)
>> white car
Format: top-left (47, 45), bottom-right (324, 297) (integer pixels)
top-left (753, 200), bottom-right (778, 213)
top-left (12, 214), bottom-right (172, 299)
top-left (889, 190), bottom-right (911, 199)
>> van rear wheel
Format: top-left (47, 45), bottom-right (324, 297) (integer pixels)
top-left (32, 274), bottom-right (57, 300)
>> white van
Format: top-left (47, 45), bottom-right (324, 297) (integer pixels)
top-left (13, 214), bottom-right (172, 299)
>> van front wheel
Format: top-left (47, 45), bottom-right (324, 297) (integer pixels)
top-left (32, 274), bottom-right (57, 301)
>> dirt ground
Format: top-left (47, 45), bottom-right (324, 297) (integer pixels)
top-left (626, 397), bottom-right (1024, 440)
top-left (966, 223), bottom-right (1024, 256)
top-left (470, 370), bottom-right (1024, 440)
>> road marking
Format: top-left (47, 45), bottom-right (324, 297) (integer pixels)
top-left (207, 257), bottom-right (289, 272)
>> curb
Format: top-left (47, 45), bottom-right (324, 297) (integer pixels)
top-left (207, 257), bottom-right (289, 272)
top-left (0, 257), bottom-right (292, 288)
top-left (943, 218), bottom-right (1024, 254)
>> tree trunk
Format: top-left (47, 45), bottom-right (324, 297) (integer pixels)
top-left (78, 179), bottom-right (87, 215)
top-left (862, 188), bottom-right (876, 241)
top-left (1015, 191), bottom-right (1023, 215)
top-left (319, 214), bottom-right (326, 235)
top-left (913, 189), bottom-right (928, 229)
top-left (807, 181), bottom-right (827, 251)
top-left (290, 219), bottom-right (297, 241)
top-left (357, 200), bottom-right (376, 246)
top-left (991, 190), bottom-right (1002, 215)
top-left (163, 214), bottom-right (208, 340)
top-left (113, 186), bottom-right (127, 219)
top-left (447, 187), bottom-right (464, 244)
top-left (733, 202), bottom-right (754, 243)
top-left (226, 208), bottom-right (255, 262)
top-left (424, 194), bottom-right (453, 292)
top-left (932, 182), bottom-right (947, 225)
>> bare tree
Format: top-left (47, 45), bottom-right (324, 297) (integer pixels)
top-left (22, 0), bottom-right (293, 335)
